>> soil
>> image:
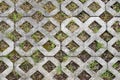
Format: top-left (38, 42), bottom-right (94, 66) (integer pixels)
top-left (100, 11), bottom-right (113, 22)
top-left (57, 0), bottom-right (65, 3)
top-left (32, 11), bottom-right (44, 23)
top-left (8, 11), bottom-right (22, 22)
top-left (66, 2), bottom-right (78, 11)
top-left (77, 31), bottom-right (90, 42)
top-left (66, 41), bottom-right (79, 52)
top-left (31, 50), bottom-right (44, 63)
top-left (89, 21), bottom-right (101, 33)
top-left (101, 70), bottom-right (115, 80)
top-left (7, 30), bottom-right (21, 42)
top-left (0, 21), bottom-right (10, 33)
top-left (54, 11), bottom-right (69, 23)
top-left (66, 21), bottom-right (79, 32)
top-left (55, 31), bottom-right (68, 42)
top-left (0, 40), bottom-right (9, 52)
top-left (78, 70), bottom-right (91, 80)
top-left (19, 61), bottom-right (33, 72)
top-left (0, 61), bottom-right (8, 73)
top-left (79, 0), bottom-right (87, 3)
top-left (0, 1), bottom-right (9, 13)
top-left (112, 21), bottom-right (120, 32)
top-left (42, 61), bottom-right (56, 72)
top-left (101, 50), bottom-right (114, 62)
top-left (31, 31), bottom-right (44, 42)
top-left (77, 50), bottom-right (91, 62)
top-left (89, 61), bottom-right (102, 72)
top-left (20, 2), bottom-right (33, 12)
top-left (88, 2), bottom-right (100, 12)
top-left (54, 50), bottom-right (68, 62)
top-left (7, 50), bottom-right (20, 63)
top-left (11, 0), bottom-right (18, 3)
top-left (111, 2), bottom-right (120, 12)
top-left (77, 11), bottom-right (90, 23)
top-left (6, 70), bottom-right (20, 80)
top-left (101, 0), bottom-right (110, 3)
top-left (19, 40), bottom-right (33, 52)
top-left (89, 41), bottom-right (103, 52)
top-left (20, 21), bottom-right (33, 33)
top-left (100, 31), bottom-right (113, 42)
top-left (35, 0), bottom-right (42, 3)
top-left (43, 1), bottom-right (56, 13)
top-left (112, 40), bottom-right (120, 52)
top-left (31, 71), bottom-right (44, 80)
top-left (54, 72), bottom-right (68, 80)
top-left (66, 61), bottom-right (79, 72)
top-left (43, 40), bottom-right (56, 52)
top-left (43, 21), bottom-right (56, 32)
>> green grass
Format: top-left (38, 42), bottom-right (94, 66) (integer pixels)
top-left (96, 41), bottom-right (103, 51)
top-left (89, 61), bottom-right (99, 71)
top-left (56, 65), bottom-right (62, 75)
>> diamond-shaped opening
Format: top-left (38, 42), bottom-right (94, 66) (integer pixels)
top-left (101, 70), bottom-right (115, 80)
top-left (31, 31), bottom-right (44, 42)
top-left (54, 50), bottom-right (68, 62)
top-left (43, 40), bottom-right (56, 52)
top-left (101, 50), bottom-right (114, 62)
top-left (55, 31), bottom-right (68, 42)
top-left (35, 0), bottom-right (42, 3)
top-left (100, 31), bottom-right (113, 42)
top-left (66, 61), bottom-right (79, 72)
top-left (66, 2), bottom-right (79, 11)
top-left (89, 60), bottom-right (102, 72)
top-left (43, 21), bottom-right (56, 32)
top-left (89, 40), bottom-right (103, 52)
top-left (0, 40), bottom-right (9, 52)
top-left (11, 0), bottom-right (18, 3)
top-left (77, 31), bottom-right (90, 42)
top-left (43, 61), bottom-right (56, 72)
top-left (78, 70), bottom-right (91, 80)
top-left (0, 1), bottom-right (9, 13)
top-left (19, 40), bottom-right (33, 52)
top-left (7, 30), bottom-right (21, 42)
top-left (57, 0), bottom-right (65, 3)
top-left (54, 71), bottom-right (68, 80)
top-left (0, 61), bottom-right (8, 73)
top-left (31, 50), bottom-right (44, 63)
top-left (112, 40), bottom-right (120, 52)
top-left (20, 2), bottom-right (33, 12)
top-left (112, 21), bottom-right (120, 33)
top-left (113, 61), bottom-right (120, 72)
top-left (43, 1), bottom-right (56, 13)
top-left (19, 61), bottom-right (33, 72)
top-left (111, 2), bottom-right (120, 12)
top-left (101, 0), bottom-right (110, 3)
top-left (66, 40), bottom-right (79, 52)
top-left (54, 11), bottom-right (69, 23)
top-left (8, 11), bottom-right (22, 22)
top-left (6, 70), bottom-right (20, 80)
top-left (0, 21), bottom-right (10, 33)
top-left (79, 0), bottom-right (87, 3)
top-left (32, 11), bottom-right (44, 23)
top-left (77, 50), bottom-right (91, 62)
top-left (100, 11), bottom-right (113, 22)
top-left (31, 71), bottom-right (44, 80)
top-left (77, 11), bottom-right (90, 23)
top-left (88, 2), bottom-right (101, 12)
top-left (20, 21), bottom-right (33, 33)
top-left (89, 21), bottom-right (101, 33)
top-left (66, 21), bottom-right (79, 32)
top-left (7, 50), bottom-right (20, 63)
